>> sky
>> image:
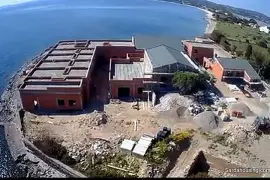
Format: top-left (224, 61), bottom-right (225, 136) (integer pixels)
top-left (209, 0), bottom-right (270, 16)
top-left (0, 0), bottom-right (269, 17)
top-left (0, 0), bottom-right (33, 7)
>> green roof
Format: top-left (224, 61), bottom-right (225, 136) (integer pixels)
top-left (146, 45), bottom-right (194, 69)
top-left (217, 57), bottom-right (261, 80)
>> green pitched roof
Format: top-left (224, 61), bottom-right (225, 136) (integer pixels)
top-left (146, 45), bottom-right (194, 69)
top-left (217, 57), bottom-right (261, 79)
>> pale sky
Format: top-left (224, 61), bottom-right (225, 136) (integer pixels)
top-left (0, 0), bottom-right (33, 7)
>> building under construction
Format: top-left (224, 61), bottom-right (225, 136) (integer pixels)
top-left (19, 36), bottom-right (199, 111)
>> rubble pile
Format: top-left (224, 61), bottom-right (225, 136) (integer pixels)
top-left (68, 139), bottom-right (112, 163)
top-left (229, 103), bottom-right (253, 117)
top-left (155, 93), bottom-right (194, 112)
top-left (188, 104), bottom-right (204, 116)
top-left (221, 124), bottom-right (258, 144)
top-left (193, 111), bottom-right (222, 131)
top-left (110, 99), bottom-right (121, 104)
top-left (79, 110), bottom-right (109, 127)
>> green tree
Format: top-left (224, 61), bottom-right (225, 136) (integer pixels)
top-left (172, 72), bottom-right (208, 94)
top-left (252, 50), bottom-right (266, 76)
top-left (210, 30), bottom-right (224, 43)
top-left (231, 45), bottom-right (237, 52)
top-left (245, 44), bottom-right (253, 60)
top-left (268, 47), bottom-right (270, 54)
top-left (257, 41), bottom-right (268, 48)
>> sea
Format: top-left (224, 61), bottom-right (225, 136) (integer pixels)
top-left (0, 0), bottom-right (207, 177)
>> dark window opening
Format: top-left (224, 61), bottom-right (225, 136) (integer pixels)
top-left (160, 76), bottom-right (168, 83)
top-left (69, 100), bottom-right (76, 106)
top-left (118, 87), bottom-right (130, 97)
top-left (138, 87), bottom-right (144, 94)
top-left (57, 99), bottom-right (65, 106)
top-left (235, 72), bottom-right (241, 77)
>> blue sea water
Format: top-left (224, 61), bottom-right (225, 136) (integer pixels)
top-left (0, 0), bottom-right (207, 177)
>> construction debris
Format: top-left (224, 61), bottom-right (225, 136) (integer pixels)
top-left (221, 124), bottom-right (258, 144)
top-left (110, 99), bottom-right (121, 104)
top-left (188, 104), bottom-right (204, 116)
top-left (193, 111), bottom-right (222, 131)
top-left (155, 93), bottom-right (194, 112)
top-left (229, 103), bottom-right (252, 117)
top-left (252, 116), bottom-right (270, 133)
top-left (79, 110), bottom-right (109, 127)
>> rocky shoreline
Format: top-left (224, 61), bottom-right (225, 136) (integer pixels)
top-left (0, 49), bottom-right (67, 178)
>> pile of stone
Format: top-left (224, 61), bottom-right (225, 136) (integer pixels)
top-left (193, 111), bottom-right (222, 131)
top-left (188, 104), bottom-right (204, 116)
top-left (221, 124), bottom-right (258, 144)
top-left (110, 99), bottom-right (121, 104)
top-left (68, 139), bottom-right (112, 163)
top-left (79, 110), bottom-right (109, 127)
top-left (155, 93), bottom-right (194, 112)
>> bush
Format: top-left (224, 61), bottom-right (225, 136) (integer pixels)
top-left (170, 129), bottom-right (194, 143)
top-left (236, 51), bottom-right (244, 57)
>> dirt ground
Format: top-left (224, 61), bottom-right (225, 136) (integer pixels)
top-left (23, 80), bottom-right (270, 177)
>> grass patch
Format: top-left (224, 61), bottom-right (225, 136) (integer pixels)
top-left (216, 21), bottom-right (270, 58)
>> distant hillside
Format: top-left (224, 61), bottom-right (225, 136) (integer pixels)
top-left (162, 0), bottom-right (270, 24)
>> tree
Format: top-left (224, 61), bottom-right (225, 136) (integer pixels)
top-left (246, 39), bottom-right (250, 43)
top-left (249, 18), bottom-right (257, 24)
top-left (172, 72), bottom-right (208, 94)
top-left (268, 48), bottom-right (270, 54)
top-left (257, 41), bottom-right (268, 48)
top-left (231, 45), bottom-right (237, 52)
top-left (252, 50), bottom-right (266, 76)
top-left (210, 30), bottom-right (224, 43)
top-left (245, 44), bottom-right (252, 60)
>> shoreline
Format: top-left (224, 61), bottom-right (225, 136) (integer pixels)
top-left (0, 49), bottom-right (67, 178)
top-left (154, 0), bottom-right (216, 35)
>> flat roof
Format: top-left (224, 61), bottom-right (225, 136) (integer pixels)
top-left (217, 57), bottom-right (261, 79)
top-left (113, 62), bottom-right (144, 80)
top-left (184, 41), bottom-right (232, 58)
top-left (20, 39), bottom-right (134, 91)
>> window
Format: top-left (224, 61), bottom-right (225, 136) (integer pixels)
top-left (193, 49), bottom-right (198, 53)
top-left (69, 100), bottom-right (76, 106)
top-left (235, 72), bottom-right (241, 77)
top-left (138, 88), bottom-right (144, 94)
top-left (57, 99), bottom-right (65, 106)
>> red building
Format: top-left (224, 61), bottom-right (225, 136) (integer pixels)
top-left (19, 36), bottom-right (198, 112)
top-left (183, 41), bottom-right (214, 65)
top-left (203, 57), bottom-right (262, 89)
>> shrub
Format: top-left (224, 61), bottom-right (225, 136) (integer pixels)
top-left (169, 129), bottom-right (194, 143)
top-left (236, 51), bottom-right (244, 57)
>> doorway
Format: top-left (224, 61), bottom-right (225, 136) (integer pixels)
top-left (118, 87), bottom-right (130, 98)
